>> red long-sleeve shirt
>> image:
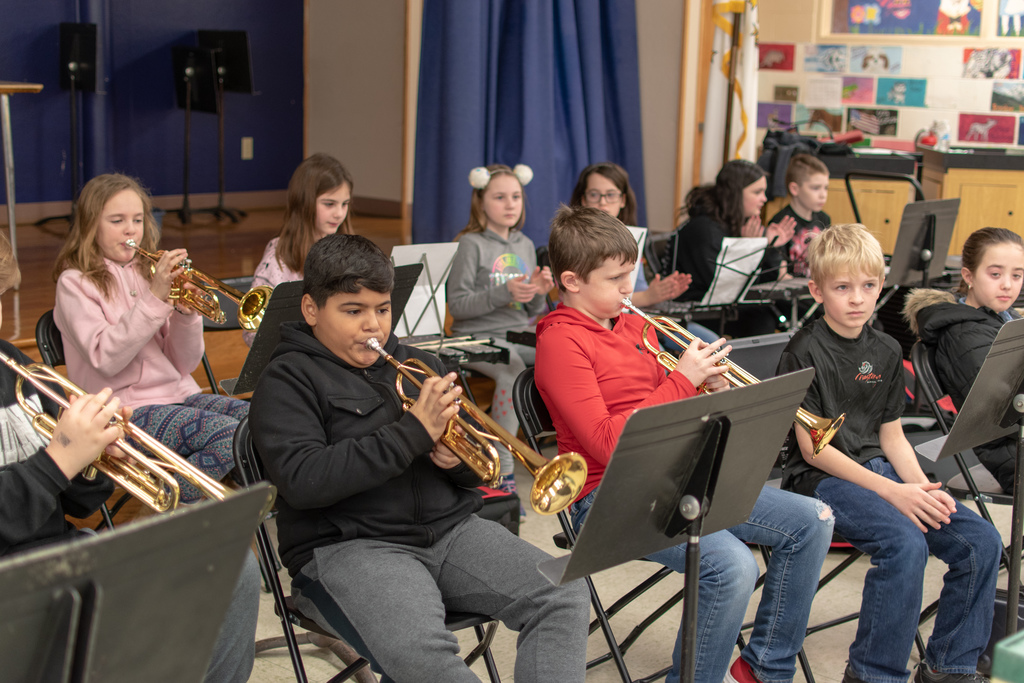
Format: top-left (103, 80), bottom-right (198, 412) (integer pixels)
top-left (535, 305), bottom-right (699, 499)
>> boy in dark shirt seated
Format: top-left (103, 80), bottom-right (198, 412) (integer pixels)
top-left (249, 233), bottom-right (589, 682)
top-left (778, 223), bottom-right (1001, 683)
top-left (767, 154), bottom-right (831, 278)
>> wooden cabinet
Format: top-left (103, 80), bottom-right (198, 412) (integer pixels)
top-left (922, 166), bottom-right (1024, 251)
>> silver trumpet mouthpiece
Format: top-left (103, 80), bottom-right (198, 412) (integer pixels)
top-left (125, 239), bottom-right (138, 248)
top-left (365, 338), bottom-right (383, 352)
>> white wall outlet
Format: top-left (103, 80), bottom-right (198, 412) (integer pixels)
top-left (241, 137), bottom-right (254, 160)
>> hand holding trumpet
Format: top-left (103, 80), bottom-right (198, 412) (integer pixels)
top-left (45, 387), bottom-right (130, 480)
top-left (673, 337), bottom-right (732, 393)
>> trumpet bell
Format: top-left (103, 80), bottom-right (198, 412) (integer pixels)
top-left (529, 452), bottom-right (588, 516)
top-left (237, 285), bottom-right (273, 330)
top-left (799, 408), bottom-right (845, 457)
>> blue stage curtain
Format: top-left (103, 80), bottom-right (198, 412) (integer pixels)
top-left (413, 0), bottom-right (645, 246)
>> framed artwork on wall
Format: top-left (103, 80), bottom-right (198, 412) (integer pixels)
top-left (826, 0), bottom-right (989, 38)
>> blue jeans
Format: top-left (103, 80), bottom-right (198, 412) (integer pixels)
top-left (815, 457), bottom-right (1002, 683)
top-left (571, 485), bottom-right (832, 683)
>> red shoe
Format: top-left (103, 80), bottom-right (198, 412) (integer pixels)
top-left (725, 657), bottom-right (762, 683)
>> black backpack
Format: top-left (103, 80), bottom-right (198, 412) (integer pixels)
top-left (755, 130), bottom-right (822, 200)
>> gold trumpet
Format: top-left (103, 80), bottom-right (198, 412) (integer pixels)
top-left (0, 351), bottom-right (231, 511)
top-left (125, 239), bottom-right (272, 330)
top-left (621, 298), bottom-right (844, 457)
top-left (366, 338), bottom-right (588, 515)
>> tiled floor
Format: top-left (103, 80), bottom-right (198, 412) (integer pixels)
top-left (246, 467), bottom-right (1020, 683)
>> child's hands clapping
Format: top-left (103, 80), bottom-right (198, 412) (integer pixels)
top-left (46, 387), bottom-right (124, 480)
top-left (765, 215), bottom-right (797, 246)
top-left (507, 275), bottom-right (540, 303)
top-left (529, 266), bottom-right (554, 293)
top-left (149, 248), bottom-right (189, 303)
top-left (647, 271), bottom-right (692, 303)
top-left (672, 337), bottom-right (731, 391)
top-left (409, 373), bottom-right (462, 443)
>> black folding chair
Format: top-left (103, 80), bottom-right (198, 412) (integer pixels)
top-left (512, 367), bottom-right (679, 683)
top-left (231, 416), bottom-right (502, 683)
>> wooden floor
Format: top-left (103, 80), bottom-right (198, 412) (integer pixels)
top-left (4, 208), bottom-right (408, 391)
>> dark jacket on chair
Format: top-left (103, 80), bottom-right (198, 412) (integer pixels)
top-left (0, 340), bottom-right (113, 557)
top-left (904, 288), bottom-right (1018, 492)
top-left (249, 322), bottom-right (483, 577)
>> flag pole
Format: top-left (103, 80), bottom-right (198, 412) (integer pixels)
top-left (722, 8), bottom-right (743, 163)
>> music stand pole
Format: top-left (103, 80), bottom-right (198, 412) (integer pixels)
top-left (34, 61), bottom-right (80, 228)
top-left (178, 68), bottom-right (194, 225)
top-left (1006, 400), bottom-right (1024, 635)
top-left (211, 71), bottom-right (243, 222)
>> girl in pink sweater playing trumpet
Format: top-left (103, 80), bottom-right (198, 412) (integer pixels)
top-left (53, 174), bottom-right (248, 502)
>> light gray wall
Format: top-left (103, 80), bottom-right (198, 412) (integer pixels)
top-left (307, 0), bottom-right (405, 204)
top-left (636, 2), bottom-right (684, 233)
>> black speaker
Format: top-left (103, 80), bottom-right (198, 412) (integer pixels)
top-left (59, 22), bottom-right (97, 92)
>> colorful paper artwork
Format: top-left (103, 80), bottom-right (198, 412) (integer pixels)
top-left (842, 77), bottom-right (875, 104)
top-left (758, 102), bottom-right (793, 128)
top-left (1000, 1), bottom-right (1024, 36)
top-left (849, 46), bottom-right (903, 74)
top-left (992, 82), bottom-right (1024, 112)
top-left (759, 43), bottom-right (795, 71)
top-left (795, 104), bottom-right (844, 135)
top-left (876, 77), bottom-right (927, 107)
top-left (963, 48), bottom-right (1021, 79)
top-left (958, 113), bottom-right (1016, 144)
top-left (804, 45), bottom-right (848, 73)
top-left (847, 107), bottom-right (899, 136)
top-left (832, 0), bottom-right (980, 36)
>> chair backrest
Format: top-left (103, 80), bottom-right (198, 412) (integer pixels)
top-left (511, 367), bottom-right (553, 452)
top-left (35, 310), bottom-right (65, 368)
top-left (232, 415), bottom-right (266, 485)
top-left (910, 341), bottom-right (951, 436)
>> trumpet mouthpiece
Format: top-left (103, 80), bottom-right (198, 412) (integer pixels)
top-left (365, 338), bottom-right (382, 352)
top-left (125, 239), bottom-right (137, 248)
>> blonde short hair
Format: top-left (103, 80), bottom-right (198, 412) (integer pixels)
top-left (807, 223), bottom-right (885, 284)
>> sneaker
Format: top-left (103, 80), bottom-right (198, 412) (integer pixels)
top-left (843, 664), bottom-right (869, 683)
top-left (725, 657), bottom-right (760, 683)
top-left (497, 473), bottom-right (527, 518)
top-left (914, 664), bottom-right (989, 683)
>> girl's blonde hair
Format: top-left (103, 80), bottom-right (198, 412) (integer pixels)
top-left (53, 174), bottom-right (160, 300)
top-left (807, 223), bottom-right (885, 285)
top-left (277, 153), bottom-right (354, 274)
top-left (0, 229), bottom-right (20, 293)
top-left (456, 164), bottom-right (525, 240)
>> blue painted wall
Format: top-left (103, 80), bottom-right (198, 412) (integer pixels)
top-left (0, 0), bottom-right (303, 203)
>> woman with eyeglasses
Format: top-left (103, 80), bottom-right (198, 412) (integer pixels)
top-left (570, 162), bottom-right (691, 308)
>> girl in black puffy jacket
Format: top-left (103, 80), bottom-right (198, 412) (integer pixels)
top-left (903, 227), bottom-right (1024, 492)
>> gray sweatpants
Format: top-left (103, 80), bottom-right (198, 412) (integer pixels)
top-left (292, 515), bottom-right (589, 683)
top-left (204, 551), bottom-right (260, 683)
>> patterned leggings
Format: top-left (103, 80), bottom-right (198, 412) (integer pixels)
top-left (130, 393), bottom-right (249, 503)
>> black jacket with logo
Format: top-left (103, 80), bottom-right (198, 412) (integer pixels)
top-left (249, 322), bottom-right (483, 576)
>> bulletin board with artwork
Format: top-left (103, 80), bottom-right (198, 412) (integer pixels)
top-left (829, 0), bottom-right (986, 37)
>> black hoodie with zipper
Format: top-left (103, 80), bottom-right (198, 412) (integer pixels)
top-left (249, 322), bottom-right (483, 577)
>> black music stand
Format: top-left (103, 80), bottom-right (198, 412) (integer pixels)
top-left (884, 198), bottom-right (960, 290)
top-left (916, 318), bottom-right (1024, 637)
top-left (197, 30), bottom-right (255, 223)
top-left (171, 46), bottom-right (218, 225)
top-left (0, 485), bottom-right (274, 683)
top-left (36, 23), bottom-right (98, 228)
top-left (538, 369), bottom-right (814, 683)
top-left (223, 263), bottom-right (424, 395)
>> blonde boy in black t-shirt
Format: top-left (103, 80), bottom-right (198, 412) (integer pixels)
top-left (778, 223), bottom-right (1000, 683)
